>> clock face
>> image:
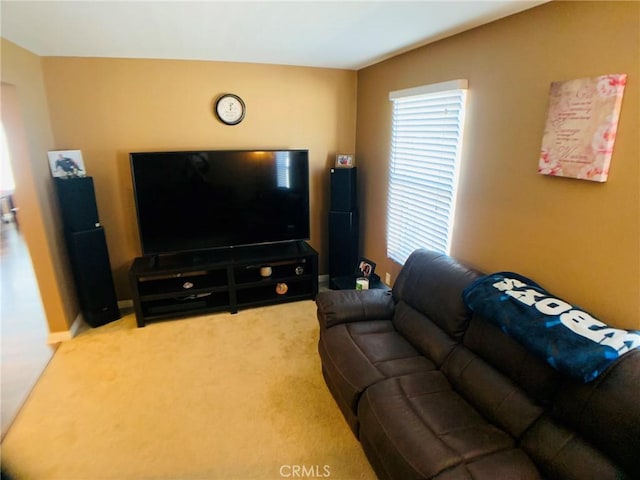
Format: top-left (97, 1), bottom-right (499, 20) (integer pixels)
top-left (215, 94), bottom-right (245, 125)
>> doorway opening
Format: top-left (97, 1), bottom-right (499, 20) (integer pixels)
top-left (0, 116), bottom-right (55, 439)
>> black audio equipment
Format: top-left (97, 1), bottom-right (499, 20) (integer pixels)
top-left (54, 177), bottom-right (120, 327)
top-left (329, 211), bottom-right (359, 280)
top-left (54, 177), bottom-right (100, 232)
top-left (330, 168), bottom-right (357, 212)
top-left (66, 228), bottom-right (120, 327)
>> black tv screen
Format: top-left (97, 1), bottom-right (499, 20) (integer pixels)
top-left (130, 149), bottom-right (310, 255)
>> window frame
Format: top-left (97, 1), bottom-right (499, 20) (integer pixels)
top-left (386, 79), bottom-right (468, 264)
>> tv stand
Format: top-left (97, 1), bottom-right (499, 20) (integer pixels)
top-left (128, 241), bottom-right (318, 327)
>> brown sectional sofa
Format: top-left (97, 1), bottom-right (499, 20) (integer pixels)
top-left (315, 249), bottom-right (639, 479)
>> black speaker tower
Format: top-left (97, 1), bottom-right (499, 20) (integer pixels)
top-left (55, 177), bottom-right (120, 327)
top-left (329, 168), bottom-right (359, 285)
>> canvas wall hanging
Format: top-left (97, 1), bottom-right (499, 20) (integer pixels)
top-left (538, 74), bottom-right (626, 182)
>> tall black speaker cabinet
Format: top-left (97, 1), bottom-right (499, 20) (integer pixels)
top-left (330, 167), bottom-right (357, 212)
top-left (55, 177), bottom-right (120, 327)
top-left (329, 168), bottom-right (359, 283)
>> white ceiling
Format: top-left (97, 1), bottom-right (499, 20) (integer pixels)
top-left (1, 1), bottom-right (547, 70)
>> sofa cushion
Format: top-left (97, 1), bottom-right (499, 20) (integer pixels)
top-left (393, 301), bottom-right (460, 367)
top-left (520, 415), bottom-right (627, 479)
top-left (463, 314), bottom-right (561, 405)
top-left (318, 320), bottom-right (436, 435)
top-left (358, 371), bottom-right (541, 479)
top-left (392, 249), bottom-right (480, 341)
top-left (430, 450), bottom-right (541, 480)
top-left (442, 344), bottom-right (545, 440)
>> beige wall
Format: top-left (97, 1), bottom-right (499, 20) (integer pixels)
top-left (356, 1), bottom-right (639, 329)
top-left (3, 1), bottom-right (638, 334)
top-left (1, 39), bottom-right (78, 333)
top-left (41, 57), bottom-right (357, 297)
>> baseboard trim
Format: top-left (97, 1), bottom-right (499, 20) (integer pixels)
top-left (47, 312), bottom-right (85, 344)
top-left (47, 301), bottom-right (133, 344)
top-left (118, 299), bottom-right (134, 309)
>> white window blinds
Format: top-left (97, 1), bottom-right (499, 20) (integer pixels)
top-left (387, 79), bottom-right (468, 265)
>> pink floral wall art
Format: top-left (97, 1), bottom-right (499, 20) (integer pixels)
top-left (538, 74), bottom-right (626, 182)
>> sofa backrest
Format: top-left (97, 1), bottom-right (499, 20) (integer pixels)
top-left (516, 351), bottom-right (640, 479)
top-left (463, 313), bottom-right (561, 405)
top-left (392, 249), bottom-right (480, 341)
top-left (439, 313), bottom-right (559, 440)
top-left (550, 350), bottom-right (640, 478)
top-left (442, 339), bottom-right (548, 440)
top-left (461, 311), bottom-right (639, 478)
top-left (391, 250), bottom-right (480, 367)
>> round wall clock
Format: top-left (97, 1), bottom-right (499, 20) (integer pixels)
top-left (214, 93), bottom-right (246, 125)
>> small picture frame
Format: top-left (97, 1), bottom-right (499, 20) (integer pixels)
top-left (335, 153), bottom-right (354, 168)
top-left (356, 257), bottom-right (376, 278)
top-left (48, 150), bottom-right (86, 178)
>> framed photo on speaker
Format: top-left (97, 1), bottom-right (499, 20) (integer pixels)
top-left (48, 150), bottom-right (86, 178)
top-left (335, 153), bottom-right (354, 168)
top-left (356, 257), bottom-right (376, 278)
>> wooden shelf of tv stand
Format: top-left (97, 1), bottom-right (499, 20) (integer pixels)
top-left (129, 241), bottom-right (319, 327)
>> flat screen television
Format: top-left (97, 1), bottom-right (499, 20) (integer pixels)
top-left (130, 149), bottom-right (310, 256)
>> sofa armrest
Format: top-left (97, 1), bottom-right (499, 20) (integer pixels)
top-left (316, 289), bottom-right (395, 329)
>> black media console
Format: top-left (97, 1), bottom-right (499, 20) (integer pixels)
top-left (129, 241), bottom-right (318, 327)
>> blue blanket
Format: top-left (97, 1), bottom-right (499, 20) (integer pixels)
top-left (462, 272), bottom-right (640, 383)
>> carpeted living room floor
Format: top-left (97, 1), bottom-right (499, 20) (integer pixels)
top-left (0, 301), bottom-right (375, 480)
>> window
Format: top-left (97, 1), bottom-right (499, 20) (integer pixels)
top-left (387, 79), bottom-right (468, 264)
top-left (275, 151), bottom-right (291, 189)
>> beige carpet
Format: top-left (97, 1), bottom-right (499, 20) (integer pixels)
top-left (1, 301), bottom-right (376, 479)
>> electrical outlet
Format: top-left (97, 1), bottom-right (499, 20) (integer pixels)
top-left (385, 272), bottom-right (391, 285)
